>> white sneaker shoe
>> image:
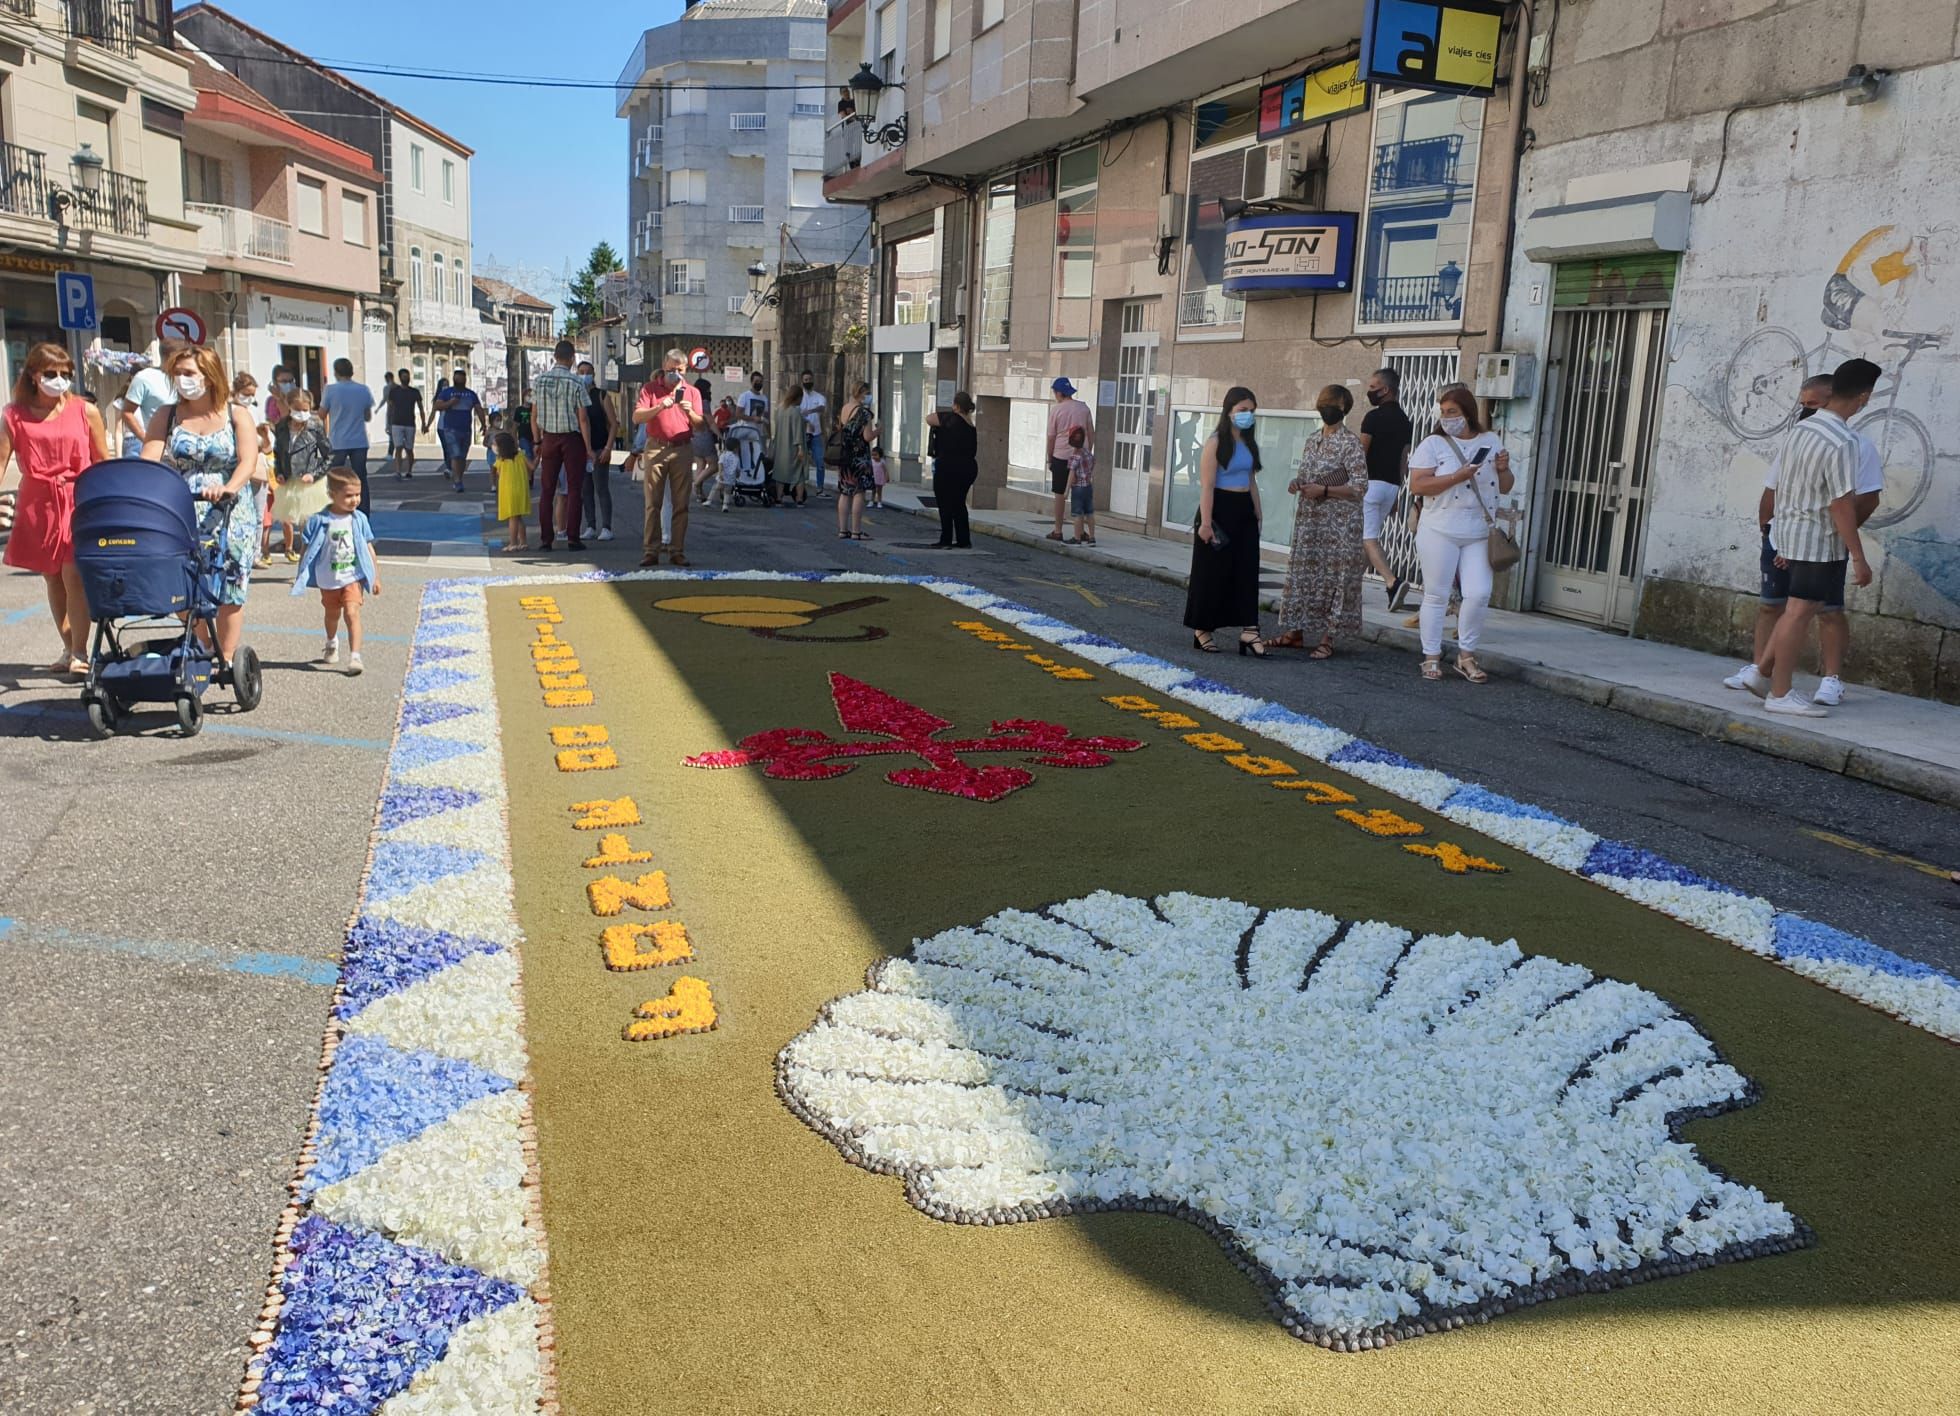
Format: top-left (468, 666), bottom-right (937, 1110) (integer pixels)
top-left (1722, 663), bottom-right (1769, 698)
top-left (598, 528), bottom-right (614, 541)
top-left (1812, 675), bottom-right (1845, 706)
top-left (582, 525), bottom-right (597, 540)
top-left (1764, 692), bottom-right (1826, 717)
top-left (348, 652), bottom-right (365, 677)
top-left (322, 640), bottom-right (339, 664)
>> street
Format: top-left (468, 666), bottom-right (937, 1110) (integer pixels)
top-left (1, 471), bottom-right (1954, 1413)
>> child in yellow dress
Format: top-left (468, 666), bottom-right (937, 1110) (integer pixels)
top-left (494, 429), bottom-right (532, 553)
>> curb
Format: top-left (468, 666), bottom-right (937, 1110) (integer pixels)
top-left (890, 496), bottom-right (1960, 810)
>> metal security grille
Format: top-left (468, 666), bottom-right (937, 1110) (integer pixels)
top-left (1533, 306), bottom-right (1669, 628)
top-left (1375, 348), bottom-right (1459, 599)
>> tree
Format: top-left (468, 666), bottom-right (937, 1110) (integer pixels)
top-left (562, 242), bottom-right (623, 337)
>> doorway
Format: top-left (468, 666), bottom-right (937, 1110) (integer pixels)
top-left (1533, 304), bottom-right (1669, 629)
top-left (280, 343), bottom-right (325, 397)
top-left (1108, 299), bottom-right (1158, 520)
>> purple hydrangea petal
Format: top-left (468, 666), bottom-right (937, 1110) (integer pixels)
top-left (305, 1036), bottom-right (509, 1195)
top-left (1329, 739), bottom-right (1424, 771)
top-left (1773, 913), bottom-right (1958, 984)
top-left (337, 919), bottom-right (502, 1020)
top-left (1580, 840), bottom-right (1747, 897)
top-left (378, 785), bottom-right (482, 833)
top-left (364, 841), bottom-right (490, 902)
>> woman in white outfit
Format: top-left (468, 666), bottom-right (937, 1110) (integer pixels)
top-left (1406, 386), bottom-right (1511, 683)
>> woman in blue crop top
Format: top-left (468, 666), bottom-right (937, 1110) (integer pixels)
top-left (1182, 385), bottom-right (1269, 656)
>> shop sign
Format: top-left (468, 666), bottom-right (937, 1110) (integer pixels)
top-left (0, 251), bottom-right (71, 277)
top-left (1360, 0), bottom-right (1505, 97)
top-left (268, 298), bottom-right (341, 333)
top-left (1258, 60), bottom-right (1369, 141)
top-left (1221, 212), bottom-right (1358, 296)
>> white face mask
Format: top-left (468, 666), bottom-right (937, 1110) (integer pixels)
top-left (38, 374), bottom-right (71, 397)
top-left (291, 411), bottom-right (312, 425)
top-left (1440, 415), bottom-right (1470, 437)
top-left (176, 374), bottom-right (209, 400)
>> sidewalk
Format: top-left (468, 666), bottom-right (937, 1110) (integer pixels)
top-left (880, 484), bottom-right (1960, 808)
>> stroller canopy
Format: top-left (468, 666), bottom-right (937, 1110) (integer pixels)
top-left (73, 458), bottom-right (198, 561)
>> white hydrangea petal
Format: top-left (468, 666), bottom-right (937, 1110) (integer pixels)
top-left (377, 1298), bottom-right (543, 1416)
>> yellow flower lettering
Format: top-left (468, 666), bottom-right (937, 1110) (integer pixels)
top-left (587, 871), bottom-right (673, 917)
top-left (1183, 732), bottom-right (1246, 753)
top-left (550, 724), bottom-right (610, 747)
top-left (1103, 695), bottom-right (1160, 713)
top-left (1404, 842), bottom-right (1507, 875)
top-left (538, 670), bottom-right (586, 689)
top-left (545, 689), bottom-right (596, 709)
top-left (1272, 778), bottom-right (1359, 804)
top-left (1225, 754), bottom-right (1296, 777)
top-left (582, 834), bottom-right (655, 868)
top-left (569, 796), bottom-right (642, 830)
top-left (1141, 710), bottom-right (1199, 729)
top-left (1335, 808), bottom-right (1427, 838)
top-left (624, 976), bottom-right (718, 1041)
top-left (555, 747), bottom-right (619, 772)
top-left (602, 921), bottom-right (694, 971)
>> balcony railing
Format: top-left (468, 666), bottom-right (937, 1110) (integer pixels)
top-left (0, 141), bottom-right (49, 220)
top-left (1359, 273), bottom-right (1462, 325)
top-left (1, 0), bottom-right (38, 20)
top-left (68, 164), bottom-right (148, 236)
top-left (824, 120), bottom-right (862, 180)
top-left (728, 204), bottom-right (764, 223)
top-left (408, 299), bottom-right (484, 341)
top-left (665, 277), bottom-right (707, 296)
top-left (1371, 134), bottom-right (1463, 193)
top-left (729, 113), bottom-right (766, 132)
top-left (66, 0), bottom-right (169, 54)
top-left (186, 203), bottom-right (293, 264)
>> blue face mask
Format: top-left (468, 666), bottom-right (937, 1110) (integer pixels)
top-left (1232, 410), bottom-right (1256, 431)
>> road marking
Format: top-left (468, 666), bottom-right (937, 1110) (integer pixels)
top-left (1017, 576), bottom-right (1107, 609)
top-left (0, 917), bottom-right (336, 986)
top-left (1802, 828), bottom-right (1954, 881)
top-left (4, 607), bottom-right (43, 625)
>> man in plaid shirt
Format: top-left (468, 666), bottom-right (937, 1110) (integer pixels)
top-left (529, 340), bottom-right (592, 551)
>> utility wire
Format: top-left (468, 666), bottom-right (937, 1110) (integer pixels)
top-left (192, 47), bottom-right (844, 95)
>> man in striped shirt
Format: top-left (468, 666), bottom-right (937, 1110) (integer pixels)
top-left (1756, 358), bottom-right (1879, 717)
top-left (529, 340), bottom-right (592, 552)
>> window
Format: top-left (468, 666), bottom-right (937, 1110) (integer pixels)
top-left (75, 100), bottom-right (113, 168)
top-left (341, 190), bottom-right (367, 245)
top-left (1179, 84), bottom-right (1267, 336)
top-left (793, 84), bottom-right (826, 117)
top-left (296, 177), bottom-right (326, 236)
top-left (441, 159), bottom-right (455, 204)
top-left (887, 230), bottom-right (937, 325)
top-left (454, 263), bottom-right (466, 307)
top-left (931, 0), bottom-right (952, 61)
top-left (979, 0), bottom-right (1004, 29)
top-left (790, 169), bottom-right (824, 207)
top-left (978, 177), bottom-right (1015, 350)
top-left (667, 168), bottom-right (706, 205)
top-left (1051, 145), bottom-right (1098, 347)
top-left (184, 151), bottom-right (226, 204)
top-left (668, 82), bottom-right (706, 116)
top-left (1357, 89), bottom-right (1483, 330)
top-left (666, 258), bottom-right (705, 296)
top-left (410, 246), bottom-right (424, 301)
top-left (432, 251), bottom-right (446, 305)
top-left (410, 143), bottom-right (425, 192)
top-left (874, 1), bottom-right (899, 81)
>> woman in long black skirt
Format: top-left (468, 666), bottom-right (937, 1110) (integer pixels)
top-left (1183, 385), bottom-right (1269, 656)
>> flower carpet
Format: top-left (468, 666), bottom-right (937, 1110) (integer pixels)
top-left (237, 573), bottom-right (1960, 1414)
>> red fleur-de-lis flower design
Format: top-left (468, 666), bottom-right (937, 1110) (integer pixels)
top-left (685, 672), bottom-right (1143, 802)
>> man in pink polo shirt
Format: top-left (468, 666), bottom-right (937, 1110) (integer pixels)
top-left (634, 348), bottom-right (707, 567)
top-left (1044, 377), bottom-right (1093, 541)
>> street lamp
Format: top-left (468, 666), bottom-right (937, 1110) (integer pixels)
top-left (744, 262), bottom-right (779, 313)
top-left (847, 63), bottom-right (907, 150)
top-left (1437, 259), bottom-right (1464, 315)
top-left (49, 142), bottom-right (106, 223)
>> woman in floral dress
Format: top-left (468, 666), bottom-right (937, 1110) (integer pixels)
top-left (833, 381), bottom-right (877, 542)
top-left (1274, 384), bottom-right (1368, 658)
top-left (141, 343), bottom-right (261, 669)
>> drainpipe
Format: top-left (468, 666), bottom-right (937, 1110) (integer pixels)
top-left (1485, 0), bottom-right (1532, 350)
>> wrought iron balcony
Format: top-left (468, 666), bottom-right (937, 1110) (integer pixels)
top-left (1359, 273), bottom-right (1462, 325)
top-left (1371, 135), bottom-right (1463, 193)
top-left (1, 0), bottom-right (38, 20)
top-left (65, 0), bottom-right (170, 53)
top-left (67, 163), bottom-right (149, 236)
top-left (0, 142), bottom-right (49, 220)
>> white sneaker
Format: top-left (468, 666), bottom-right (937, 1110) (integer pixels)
top-left (1722, 663), bottom-right (1769, 698)
top-left (348, 652), bottom-right (365, 677)
top-left (582, 525), bottom-right (597, 540)
top-left (1813, 675), bottom-right (1845, 706)
top-left (598, 528), bottom-right (614, 541)
top-left (322, 640), bottom-right (339, 664)
top-left (1764, 692), bottom-right (1826, 717)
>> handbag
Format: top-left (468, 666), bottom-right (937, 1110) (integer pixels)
top-left (1442, 430), bottom-right (1521, 572)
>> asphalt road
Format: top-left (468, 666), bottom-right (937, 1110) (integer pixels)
top-left (1, 472), bottom-right (1954, 1414)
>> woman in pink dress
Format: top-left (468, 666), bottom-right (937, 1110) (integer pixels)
top-left (1, 342), bottom-right (110, 675)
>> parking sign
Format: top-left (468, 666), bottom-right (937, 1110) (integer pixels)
top-left (56, 272), bottom-right (97, 332)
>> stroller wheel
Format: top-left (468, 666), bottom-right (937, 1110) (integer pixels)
top-left (232, 645), bottom-right (263, 712)
top-left (82, 693), bottom-right (120, 740)
top-left (175, 693), bottom-right (204, 738)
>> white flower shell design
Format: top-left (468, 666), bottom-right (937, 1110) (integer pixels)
top-left (778, 891), bottom-right (1809, 1349)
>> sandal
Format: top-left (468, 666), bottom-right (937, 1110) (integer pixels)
top-left (1455, 654), bottom-right (1489, 684)
top-left (1269, 631), bottom-right (1305, 650)
top-left (1421, 658), bottom-right (1443, 681)
top-left (1238, 631), bottom-right (1268, 659)
top-left (1309, 640), bottom-right (1335, 660)
top-left (1193, 631), bottom-right (1220, 654)
top-left (1046, 530), bottom-right (1065, 541)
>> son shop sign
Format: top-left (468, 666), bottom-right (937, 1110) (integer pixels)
top-left (1361, 0), bottom-right (1505, 97)
top-left (1221, 212), bottom-right (1358, 297)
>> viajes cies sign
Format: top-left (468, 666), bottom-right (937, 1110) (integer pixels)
top-left (1360, 0), bottom-right (1505, 97)
top-left (1257, 60), bottom-right (1369, 141)
top-left (1221, 212), bottom-right (1358, 296)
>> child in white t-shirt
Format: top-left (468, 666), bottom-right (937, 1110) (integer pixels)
top-left (714, 444), bottom-right (742, 512)
top-left (293, 468), bottom-right (381, 675)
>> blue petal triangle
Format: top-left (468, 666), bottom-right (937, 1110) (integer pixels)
top-left (410, 643), bottom-right (469, 666)
top-left (255, 1215), bottom-right (521, 1415)
top-left (405, 665), bottom-right (469, 696)
top-left (389, 735), bottom-right (483, 774)
top-left (378, 784), bottom-right (483, 833)
top-left (306, 1035), bottom-right (510, 1194)
top-left (414, 622), bottom-right (478, 645)
top-left (338, 919), bottom-right (503, 1021)
top-left (399, 699), bottom-right (479, 731)
top-left (366, 840), bottom-right (489, 901)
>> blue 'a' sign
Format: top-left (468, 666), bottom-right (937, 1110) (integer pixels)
top-left (1361, 0), bottom-right (1506, 97)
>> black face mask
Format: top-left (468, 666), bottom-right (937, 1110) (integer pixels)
top-left (802, 381), bottom-right (814, 390)
top-left (1365, 388), bottom-right (1386, 407)
top-left (1796, 405), bottom-right (1819, 420)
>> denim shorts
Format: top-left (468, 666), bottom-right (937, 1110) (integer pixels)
top-left (437, 426), bottom-right (469, 462)
top-left (1069, 483), bottom-right (1095, 516)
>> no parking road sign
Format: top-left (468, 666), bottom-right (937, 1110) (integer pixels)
top-left (156, 306), bottom-right (206, 344)
top-left (56, 272), bottom-right (97, 331)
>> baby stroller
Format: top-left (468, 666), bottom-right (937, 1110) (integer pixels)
top-left (720, 421), bottom-right (769, 508)
top-left (71, 458), bottom-right (263, 738)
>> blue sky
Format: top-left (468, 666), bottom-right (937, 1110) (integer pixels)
top-left (215, 1), bottom-right (673, 310)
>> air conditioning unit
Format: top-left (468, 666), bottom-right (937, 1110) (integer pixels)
top-left (1474, 351), bottom-right (1538, 400)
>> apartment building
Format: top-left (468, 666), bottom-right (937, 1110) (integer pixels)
top-left (823, 0), bottom-right (1515, 560)
top-left (177, 5), bottom-right (477, 391)
top-left (175, 51), bottom-right (382, 397)
top-left (0, 0), bottom-right (203, 386)
top-left (473, 275), bottom-right (556, 406)
top-left (617, 0), bottom-right (869, 383)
